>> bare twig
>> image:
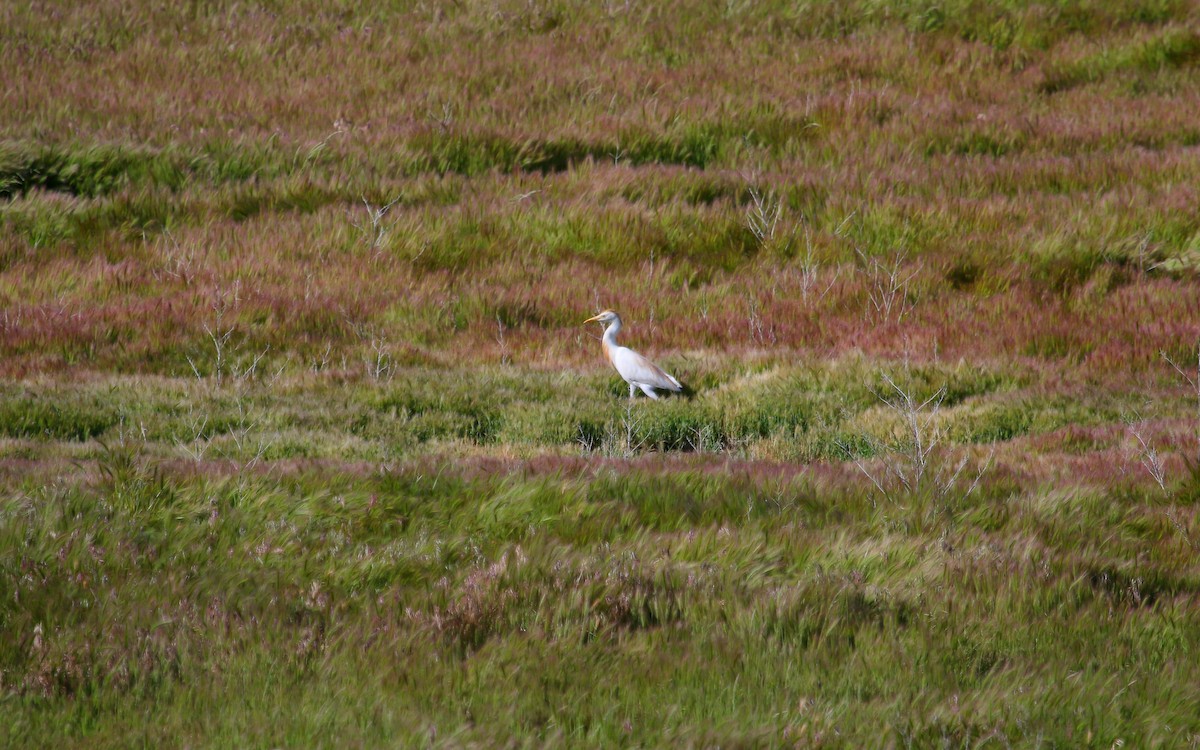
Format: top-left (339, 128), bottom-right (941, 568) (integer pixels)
top-left (427, 101), bottom-right (454, 131)
top-left (310, 343), bottom-right (333, 373)
top-left (960, 448), bottom-right (995, 500)
top-left (1162, 345), bottom-right (1200, 463)
top-left (1126, 416), bottom-right (1168, 494)
top-left (368, 336), bottom-right (394, 381)
top-left (684, 424), bottom-right (722, 454)
top-left (219, 398), bottom-right (275, 476)
top-left (496, 315), bottom-right (510, 366)
top-left (1166, 508), bottom-right (1198, 553)
top-left (745, 294), bottom-right (776, 345)
top-left (354, 196), bottom-right (402, 255)
top-left (576, 425), bottom-right (598, 454)
top-left (176, 411), bottom-right (211, 463)
top-left (844, 372), bottom-right (991, 506)
top-left (857, 249), bottom-right (921, 324)
top-left (344, 316), bottom-right (395, 381)
top-left (796, 226), bottom-right (840, 305)
top-left (746, 186), bottom-right (782, 246)
top-left (836, 437), bottom-right (887, 509)
top-left (870, 372), bottom-right (946, 494)
top-left (153, 227), bottom-right (196, 286)
top-left (187, 281), bottom-right (242, 384)
top-left (599, 401), bottom-right (647, 458)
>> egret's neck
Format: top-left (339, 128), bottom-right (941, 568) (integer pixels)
top-left (603, 318), bottom-right (622, 347)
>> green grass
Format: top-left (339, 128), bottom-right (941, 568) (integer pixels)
top-left (0, 367), bottom-right (1197, 746)
top-left (2, 455), bottom-right (1198, 748)
top-left (6, 0), bottom-right (1200, 746)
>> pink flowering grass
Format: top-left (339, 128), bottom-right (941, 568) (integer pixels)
top-left (4, 2), bottom-right (1200, 747)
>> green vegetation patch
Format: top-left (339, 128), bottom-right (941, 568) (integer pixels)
top-left (6, 0), bottom-right (1200, 745)
top-left (1, 462), bottom-right (1198, 747)
top-left (1040, 26), bottom-right (1200, 93)
top-left (0, 390), bottom-right (117, 441)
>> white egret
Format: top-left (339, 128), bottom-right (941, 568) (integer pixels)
top-left (584, 310), bottom-right (684, 400)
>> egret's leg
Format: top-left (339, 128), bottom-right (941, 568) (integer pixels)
top-left (639, 384), bottom-right (660, 400)
top-left (629, 382), bottom-right (637, 400)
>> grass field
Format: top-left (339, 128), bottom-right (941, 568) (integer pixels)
top-left (4, 1), bottom-right (1200, 746)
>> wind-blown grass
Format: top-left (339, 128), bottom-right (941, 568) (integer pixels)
top-left (5, 0), bottom-right (1200, 746)
top-left (2, 452), bottom-right (1199, 748)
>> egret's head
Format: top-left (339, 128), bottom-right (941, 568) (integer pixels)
top-left (584, 310), bottom-right (619, 325)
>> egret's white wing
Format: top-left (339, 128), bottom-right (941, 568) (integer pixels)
top-left (611, 346), bottom-right (682, 392)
